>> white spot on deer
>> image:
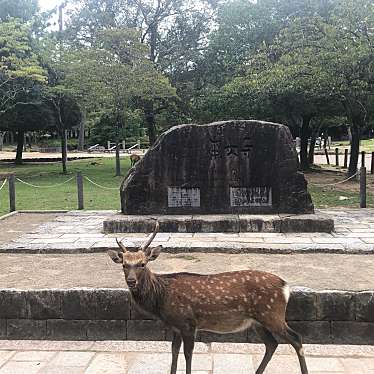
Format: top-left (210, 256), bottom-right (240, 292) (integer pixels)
top-left (270, 298), bottom-right (274, 303)
top-left (216, 296), bottom-right (221, 301)
top-left (258, 295), bottom-right (262, 300)
top-left (232, 279), bottom-right (237, 283)
top-left (262, 275), bottom-right (267, 280)
top-left (266, 304), bottom-right (271, 310)
top-left (261, 312), bottom-right (265, 317)
top-left (274, 292), bottom-right (278, 298)
top-left (283, 284), bottom-right (290, 302)
top-left (255, 276), bottom-right (259, 283)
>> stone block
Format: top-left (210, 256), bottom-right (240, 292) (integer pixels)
top-left (127, 320), bottom-right (166, 341)
top-left (198, 330), bottom-right (247, 343)
top-left (26, 290), bottom-right (62, 319)
top-left (0, 319), bottom-right (6, 338)
top-left (46, 319), bottom-right (88, 340)
top-left (95, 289), bottom-right (130, 320)
top-left (87, 320), bottom-right (127, 340)
top-left (61, 289), bottom-right (96, 320)
top-left (193, 215), bottom-right (240, 233)
top-left (288, 321), bottom-right (331, 344)
top-left (316, 291), bottom-right (356, 321)
top-left (246, 327), bottom-right (263, 343)
top-left (7, 319), bottom-right (47, 339)
top-left (121, 121), bottom-right (313, 215)
top-left (331, 321), bottom-right (374, 344)
top-left (286, 289), bottom-right (317, 321)
top-left (0, 290), bottom-right (27, 318)
top-left (355, 291), bottom-right (374, 322)
top-left (280, 214), bottom-right (334, 233)
top-left (239, 215), bottom-right (281, 233)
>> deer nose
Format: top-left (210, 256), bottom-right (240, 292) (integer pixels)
top-left (127, 279), bottom-right (137, 288)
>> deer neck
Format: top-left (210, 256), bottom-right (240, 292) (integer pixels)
top-left (129, 268), bottom-right (165, 316)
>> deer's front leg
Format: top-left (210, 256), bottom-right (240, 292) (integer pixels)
top-left (170, 332), bottom-right (182, 374)
top-left (182, 333), bottom-right (195, 374)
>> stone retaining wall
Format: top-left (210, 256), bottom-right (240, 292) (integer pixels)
top-left (0, 288), bottom-right (373, 344)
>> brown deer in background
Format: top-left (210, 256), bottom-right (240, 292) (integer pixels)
top-left (129, 153), bottom-right (141, 167)
top-left (108, 222), bottom-right (309, 374)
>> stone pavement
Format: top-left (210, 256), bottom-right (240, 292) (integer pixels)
top-left (0, 340), bottom-right (373, 374)
top-left (0, 209), bottom-right (374, 253)
top-left (1, 209), bottom-right (374, 254)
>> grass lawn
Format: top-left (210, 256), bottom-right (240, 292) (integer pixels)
top-left (305, 167), bottom-right (374, 208)
top-left (0, 157), bottom-right (130, 217)
top-left (0, 157), bottom-right (373, 217)
top-left (328, 139), bottom-right (374, 153)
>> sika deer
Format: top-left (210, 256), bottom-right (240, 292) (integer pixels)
top-left (130, 153), bottom-right (141, 167)
top-left (108, 222), bottom-right (309, 374)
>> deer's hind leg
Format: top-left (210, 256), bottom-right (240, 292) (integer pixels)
top-left (254, 323), bottom-right (278, 374)
top-left (281, 325), bottom-right (309, 374)
top-left (170, 332), bottom-right (182, 374)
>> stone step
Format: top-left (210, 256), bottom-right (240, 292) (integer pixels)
top-left (0, 252), bottom-right (373, 343)
top-left (103, 214), bottom-right (334, 234)
top-left (0, 286), bottom-right (373, 344)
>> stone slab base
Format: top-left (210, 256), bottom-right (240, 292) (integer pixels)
top-left (103, 214), bottom-right (334, 233)
top-left (0, 288), bottom-right (372, 344)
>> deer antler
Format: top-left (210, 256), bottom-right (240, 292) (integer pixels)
top-left (116, 238), bottom-right (128, 253)
top-left (141, 221), bottom-right (159, 252)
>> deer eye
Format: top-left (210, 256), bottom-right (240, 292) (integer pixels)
top-left (139, 263), bottom-right (146, 268)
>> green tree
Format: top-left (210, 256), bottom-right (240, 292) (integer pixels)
top-left (0, 17), bottom-right (47, 163)
top-left (0, 0), bottom-right (38, 21)
top-left (62, 27), bottom-right (175, 175)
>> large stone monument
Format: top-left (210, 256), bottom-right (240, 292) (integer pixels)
top-left (121, 120), bottom-right (314, 215)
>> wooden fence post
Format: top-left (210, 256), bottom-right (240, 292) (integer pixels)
top-left (77, 172), bottom-right (84, 210)
top-left (360, 167), bottom-right (366, 208)
top-left (335, 148), bottom-right (339, 166)
top-left (8, 174), bottom-right (16, 212)
top-left (371, 152), bottom-right (374, 174)
top-left (344, 149), bottom-right (348, 168)
top-left (324, 148), bottom-right (330, 165)
top-left (361, 151), bottom-right (366, 168)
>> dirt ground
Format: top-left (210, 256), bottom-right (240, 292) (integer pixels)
top-left (0, 252), bottom-right (373, 290)
top-left (0, 213), bottom-right (59, 244)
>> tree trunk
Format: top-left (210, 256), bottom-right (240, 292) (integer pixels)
top-left (78, 117), bottom-right (85, 151)
top-left (300, 116), bottom-right (311, 171)
top-left (348, 123), bottom-right (361, 177)
top-left (60, 129), bottom-right (68, 174)
top-left (15, 130), bottom-right (25, 165)
top-left (308, 136), bottom-right (316, 165)
top-left (308, 125), bottom-right (321, 166)
top-left (0, 132), bottom-right (4, 151)
top-left (145, 101), bottom-right (157, 146)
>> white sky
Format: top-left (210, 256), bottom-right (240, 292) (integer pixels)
top-left (39, 0), bottom-right (64, 11)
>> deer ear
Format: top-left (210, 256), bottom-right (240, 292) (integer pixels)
top-left (147, 245), bottom-right (162, 262)
top-left (107, 250), bottom-right (124, 264)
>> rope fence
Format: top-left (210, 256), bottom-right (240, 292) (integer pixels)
top-left (83, 176), bottom-right (119, 190)
top-left (15, 177), bottom-right (75, 189)
top-left (0, 166), bottom-right (370, 212)
top-left (309, 171), bottom-right (359, 187)
top-left (0, 178), bottom-right (7, 192)
top-left (0, 173), bottom-right (120, 213)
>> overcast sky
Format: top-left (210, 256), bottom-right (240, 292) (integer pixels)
top-left (39, 0), bottom-right (63, 11)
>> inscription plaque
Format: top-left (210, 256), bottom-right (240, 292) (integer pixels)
top-left (230, 187), bottom-right (272, 207)
top-left (168, 187), bottom-right (200, 208)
